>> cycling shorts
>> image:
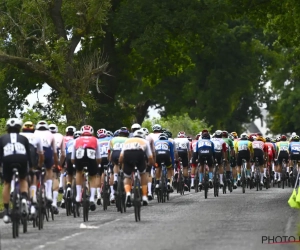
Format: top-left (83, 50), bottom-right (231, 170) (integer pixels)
top-left (43, 146), bottom-right (54, 169)
top-left (178, 150), bottom-right (188, 167)
top-left (99, 157), bottom-right (108, 176)
top-left (214, 152), bottom-right (222, 165)
top-left (237, 150), bottom-right (250, 166)
top-left (74, 148), bottom-right (98, 176)
top-left (278, 151), bottom-right (289, 165)
top-left (155, 151), bottom-right (171, 168)
top-left (198, 154), bottom-right (213, 167)
top-left (66, 153), bottom-right (75, 176)
top-left (290, 153), bottom-right (300, 161)
top-left (253, 149), bottom-right (264, 165)
top-left (2, 155), bottom-right (28, 183)
top-left (111, 150), bottom-right (121, 165)
top-left (123, 150), bottom-right (146, 177)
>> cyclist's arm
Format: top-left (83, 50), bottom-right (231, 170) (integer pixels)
top-left (25, 138), bottom-right (33, 169)
top-left (249, 142), bottom-right (254, 159)
top-left (119, 148), bottom-right (124, 165)
top-left (71, 143), bottom-right (76, 164)
top-left (222, 142), bottom-right (227, 160)
top-left (51, 138), bottom-right (58, 166)
top-left (145, 141), bottom-right (154, 166)
top-left (60, 140), bottom-right (66, 166)
top-left (169, 142), bottom-right (175, 166)
top-left (96, 140), bottom-right (101, 165)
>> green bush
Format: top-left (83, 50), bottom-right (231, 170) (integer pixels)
top-left (142, 113), bottom-right (212, 138)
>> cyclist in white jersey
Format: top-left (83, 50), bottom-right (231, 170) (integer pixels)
top-left (20, 121), bottom-right (44, 217)
top-left (34, 121), bottom-right (58, 203)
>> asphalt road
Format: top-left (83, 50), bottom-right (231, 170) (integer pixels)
top-left (0, 186), bottom-right (298, 250)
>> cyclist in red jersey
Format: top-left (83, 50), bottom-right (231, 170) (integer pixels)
top-left (264, 137), bottom-right (275, 177)
top-left (71, 125), bottom-right (101, 211)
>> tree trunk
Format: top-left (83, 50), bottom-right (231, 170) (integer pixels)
top-left (135, 100), bottom-right (152, 125)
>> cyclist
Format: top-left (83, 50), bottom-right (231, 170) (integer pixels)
top-left (141, 127), bottom-right (156, 200)
top-left (20, 121), bottom-right (44, 218)
top-left (1, 118), bottom-right (32, 223)
top-left (234, 133), bottom-right (253, 187)
top-left (71, 125), bottom-right (101, 211)
top-left (195, 130), bottom-right (214, 188)
top-left (265, 137), bottom-right (276, 179)
top-left (174, 131), bottom-right (191, 191)
top-left (252, 135), bottom-right (268, 186)
top-left (276, 135), bottom-right (289, 184)
top-left (96, 128), bottom-right (111, 205)
top-left (34, 121), bottom-right (58, 202)
top-left (129, 123), bottom-right (141, 138)
top-left (59, 126), bottom-right (76, 194)
top-left (154, 133), bottom-right (175, 192)
top-left (148, 124), bottom-right (162, 142)
top-left (108, 127), bottom-right (129, 203)
top-left (190, 133), bottom-right (200, 189)
top-left (211, 130), bottom-right (227, 187)
top-left (61, 130), bottom-right (81, 208)
top-left (119, 129), bottom-right (154, 206)
top-left (289, 135), bottom-right (300, 175)
top-left (222, 131), bottom-right (235, 187)
top-left (49, 123), bottom-right (66, 214)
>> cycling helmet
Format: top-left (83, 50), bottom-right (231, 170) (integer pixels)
top-left (131, 123), bottom-right (141, 130)
top-left (6, 118), bottom-right (22, 129)
top-left (107, 130), bottom-right (113, 137)
top-left (215, 130), bottom-right (222, 137)
top-left (22, 121), bottom-right (35, 132)
top-left (196, 133), bottom-right (201, 140)
top-left (231, 132), bottom-right (238, 138)
top-left (228, 134), bottom-right (234, 141)
top-left (36, 120), bottom-right (49, 130)
top-left (49, 124), bottom-right (58, 133)
top-left (222, 131), bottom-right (228, 138)
top-left (292, 132), bottom-right (297, 137)
top-left (280, 135), bottom-right (287, 141)
top-left (256, 135), bottom-right (265, 142)
top-left (159, 133), bottom-right (168, 140)
top-left (240, 133), bottom-right (248, 140)
top-left (161, 128), bottom-right (167, 133)
top-left (73, 131), bottom-right (81, 139)
top-left (292, 135), bottom-right (300, 141)
top-left (164, 130), bottom-right (172, 138)
top-left (275, 135), bottom-right (281, 142)
top-left (65, 126), bottom-right (76, 134)
top-left (265, 137), bottom-right (271, 142)
top-left (177, 131), bottom-right (186, 138)
top-left (119, 127), bottom-right (129, 137)
top-left (97, 128), bottom-right (107, 138)
top-left (187, 136), bottom-right (192, 142)
top-left (114, 129), bottom-right (120, 137)
top-left (133, 129), bottom-right (146, 139)
top-left (80, 125), bottom-right (94, 136)
top-left (141, 127), bottom-right (149, 136)
top-left (201, 131), bottom-right (210, 139)
top-left (152, 124), bottom-right (162, 132)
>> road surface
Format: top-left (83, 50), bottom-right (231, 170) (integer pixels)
top-left (0, 187), bottom-right (298, 250)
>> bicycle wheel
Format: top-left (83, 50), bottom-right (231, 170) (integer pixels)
top-left (241, 168), bottom-right (245, 193)
top-left (134, 177), bottom-right (141, 222)
top-left (38, 187), bottom-right (44, 230)
top-left (194, 171), bottom-right (199, 193)
top-left (12, 188), bottom-right (19, 238)
top-left (103, 184), bottom-right (109, 211)
top-left (116, 177), bottom-right (122, 212)
top-left (83, 180), bottom-right (88, 222)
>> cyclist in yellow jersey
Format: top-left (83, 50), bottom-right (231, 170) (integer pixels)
top-left (275, 135), bottom-right (289, 183)
top-left (234, 133), bottom-right (253, 183)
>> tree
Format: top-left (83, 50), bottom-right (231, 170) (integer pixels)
top-left (0, 0), bottom-right (111, 126)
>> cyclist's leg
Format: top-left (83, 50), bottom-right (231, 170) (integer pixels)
top-left (110, 150), bottom-right (120, 202)
top-left (190, 152), bottom-right (197, 188)
top-left (43, 146), bottom-right (54, 201)
top-left (75, 160), bottom-right (84, 203)
top-left (155, 153), bottom-right (162, 188)
top-left (88, 159), bottom-right (98, 211)
top-left (146, 165), bottom-right (152, 199)
top-left (122, 151), bottom-right (134, 206)
top-left (2, 163), bottom-right (13, 222)
top-left (179, 151), bottom-right (189, 190)
top-left (277, 153), bottom-right (283, 182)
top-left (96, 160), bottom-right (105, 205)
top-left (216, 154), bottom-right (223, 186)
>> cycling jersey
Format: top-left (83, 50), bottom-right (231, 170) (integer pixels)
top-left (276, 141), bottom-right (289, 154)
top-left (265, 142), bottom-right (276, 161)
top-left (211, 138), bottom-right (227, 164)
top-left (20, 132), bottom-right (43, 167)
top-left (71, 135), bottom-right (101, 176)
top-left (0, 133), bottom-right (32, 182)
top-left (234, 140), bottom-right (253, 154)
top-left (120, 137), bottom-right (153, 176)
top-left (109, 136), bottom-right (128, 165)
top-left (148, 133), bottom-right (161, 142)
top-left (196, 139), bottom-right (214, 167)
top-left (154, 139), bottom-right (174, 167)
top-left (65, 138), bottom-right (76, 175)
top-left (289, 141), bottom-right (300, 161)
top-left (64, 135), bottom-right (73, 145)
top-left (174, 137), bottom-right (190, 167)
top-left (34, 130), bottom-right (56, 169)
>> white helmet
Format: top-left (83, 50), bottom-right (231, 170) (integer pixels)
top-left (6, 118), bottom-right (23, 129)
top-left (215, 130), bottom-right (222, 136)
top-left (133, 129), bottom-right (146, 139)
top-left (36, 120), bottom-right (49, 130)
top-left (65, 126), bottom-right (76, 133)
top-left (240, 133), bottom-right (248, 139)
top-left (49, 124), bottom-right (58, 133)
top-left (131, 123), bottom-right (141, 130)
top-left (74, 131), bottom-right (81, 139)
top-left (141, 127), bottom-right (149, 135)
top-left (152, 124), bottom-right (162, 132)
top-left (80, 125), bottom-right (94, 135)
top-left (292, 132), bottom-right (297, 137)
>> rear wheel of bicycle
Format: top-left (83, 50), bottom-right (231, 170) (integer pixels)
top-left (103, 185), bottom-right (109, 211)
top-left (38, 188), bottom-right (44, 230)
top-left (83, 182), bottom-right (88, 222)
top-left (22, 215), bottom-right (27, 233)
top-left (241, 171), bottom-right (245, 194)
top-left (12, 188), bottom-right (19, 238)
top-left (134, 180), bottom-right (141, 222)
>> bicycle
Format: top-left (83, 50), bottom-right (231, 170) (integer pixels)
top-left (82, 166), bottom-right (90, 222)
top-left (213, 161), bottom-right (219, 197)
top-left (11, 166), bottom-right (27, 238)
top-left (102, 164), bottom-right (111, 211)
top-left (116, 168), bottom-right (126, 213)
top-left (264, 159), bottom-right (271, 189)
top-left (65, 169), bottom-right (79, 218)
top-left (177, 160), bottom-right (185, 195)
top-left (160, 162), bottom-right (169, 203)
top-left (280, 159), bottom-right (287, 189)
top-left (222, 160), bottom-right (227, 194)
top-left (35, 167), bottom-right (48, 230)
top-left (194, 163), bottom-right (200, 193)
top-left (254, 157), bottom-right (262, 191)
top-left (203, 158), bottom-right (209, 199)
top-left (133, 166), bottom-right (141, 222)
top-left (241, 159), bottom-right (247, 194)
